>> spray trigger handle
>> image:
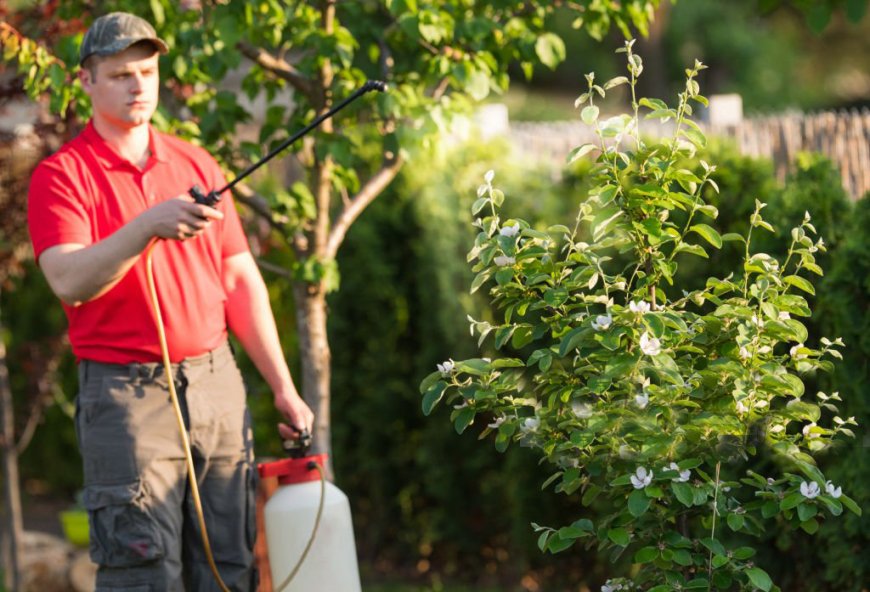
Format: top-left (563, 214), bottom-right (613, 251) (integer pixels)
top-left (283, 428), bottom-right (312, 459)
top-left (189, 184), bottom-right (222, 208)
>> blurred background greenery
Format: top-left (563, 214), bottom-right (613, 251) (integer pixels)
top-left (1, 0), bottom-right (868, 590)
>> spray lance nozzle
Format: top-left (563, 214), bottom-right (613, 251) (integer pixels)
top-left (188, 79), bottom-right (388, 208)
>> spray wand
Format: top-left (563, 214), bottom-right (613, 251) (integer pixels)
top-left (189, 79), bottom-right (387, 207)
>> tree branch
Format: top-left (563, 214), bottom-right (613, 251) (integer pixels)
top-left (325, 154), bottom-right (404, 260)
top-left (232, 182), bottom-right (288, 235)
top-left (237, 40), bottom-right (314, 99)
top-left (256, 257), bottom-right (294, 280)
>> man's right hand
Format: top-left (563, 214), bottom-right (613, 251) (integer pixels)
top-left (142, 195), bottom-right (224, 241)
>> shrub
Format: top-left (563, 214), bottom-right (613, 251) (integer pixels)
top-left (420, 43), bottom-right (860, 591)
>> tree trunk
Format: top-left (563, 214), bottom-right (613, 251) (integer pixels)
top-left (293, 283), bottom-right (333, 477)
top-left (637, 1), bottom-right (670, 100)
top-left (0, 311), bottom-right (23, 592)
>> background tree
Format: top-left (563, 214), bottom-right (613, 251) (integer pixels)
top-left (2, 0), bottom-right (667, 463)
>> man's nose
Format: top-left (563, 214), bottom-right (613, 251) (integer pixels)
top-left (130, 73), bottom-right (145, 93)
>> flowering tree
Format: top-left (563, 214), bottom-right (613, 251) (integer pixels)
top-left (420, 43), bottom-right (861, 591)
top-left (1, 0), bottom-right (670, 466)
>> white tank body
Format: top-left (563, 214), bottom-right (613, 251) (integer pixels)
top-left (263, 478), bottom-right (362, 592)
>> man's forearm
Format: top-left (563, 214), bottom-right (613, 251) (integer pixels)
top-left (39, 215), bottom-right (155, 306)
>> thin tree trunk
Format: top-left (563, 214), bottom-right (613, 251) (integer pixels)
top-left (293, 283), bottom-right (333, 477)
top-left (0, 308), bottom-right (23, 592)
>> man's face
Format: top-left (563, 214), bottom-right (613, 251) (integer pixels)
top-left (80, 43), bottom-right (160, 129)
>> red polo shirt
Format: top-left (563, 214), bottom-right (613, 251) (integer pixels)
top-left (27, 122), bottom-right (249, 364)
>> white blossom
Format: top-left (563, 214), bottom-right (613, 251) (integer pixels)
top-left (634, 391), bottom-right (649, 409)
top-left (800, 480), bottom-right (820, 499)
top-left (751, 314), bottom-right (765, 328)
top-left (739, 346), bottom-right (751, 360)
top-left (629, 300), bottom-right (650, 314)
top-left (767, 477), bottom-right (776, 486)
top-left (484, 169), bottom-right (495, 184)
top-left (436, 360), bottom-right (455, 375)
top-left (571, 401), bottom-right (593, 419)
top-left (802, 422), bottom-right (819, 439)
top-left (592, 314), bottom-right (613, 331)
top-left (487, 416), bottom-right (505, 429)
top-left (602, 582), bottom-right (625, 592)
top-left (522, 417), bottom-right (540, 432)
top-left (639, 332), bottom-right (661, 356)
top-left (736, 400), bottom-right (749, 414)
top-left (790, 343), bottom-right (807, 360)
top-left (825, 480), bottom-right (842, 499)
top-left (499, 224), bottom-right (520, 237)
top-left (493, 255), bottom-right (516, 266)
top-left (630, 466), bottom-right (653, 489)
top-left (667, 462), bottom-right (690, 483)
top-left (778, 311), bottom-right (791, 320)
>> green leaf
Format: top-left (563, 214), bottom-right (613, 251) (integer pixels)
top-left (422, 382), bottom-right (447, 415)
top-left (673, 549), bottom-right (694, 566)
top-left (727, 512), bottom-right (745, 531)
top-left (567, 143), bottom-right (596, 164)
top-left (733, 547), bottom-right (756, 560)
top-left (639, 97), bottom-right (668, 111)
top-left (628, 489), bottom-right (651, 517)
top-left (846, 0), bottom-right (868, 21)
top-left (453, 406), bottom-right (475, 434)
top-left (535, 32), bottom-right (566, 69)
top-left (722, 232), bottom-right (746, 243)
top-left (689, 224), bottom-right (723, 249)
top-left (840, 494), bottom-right (862, 516)
top-left (780, 492), bottom-right (803, 511)
top-left (547, 533), bottom-right (575, 553)
top-left (607, 527), bottom-right (630, 546)
top-left (673, 242), bottom-right (709, 259)
top-left (634, 546), bottom-right (658, 564)
top-left (800, 517), bottom-right (819, 534)
top-left (746, 567), bottom-right (773, 591)
top-left (797, 503), bottom-right (817, 522)
top-left (149, 0), bottom-right (166, 27)
top-left (681, 128), bottom-right (707, 148)
top-left (471, 197), bottom-right (489, 215)
top-left (784, 275), bottom-right (815, 295)
top-left (712, 553), bottom-right (730, 568)
top-left (581, 105), bottom-right (600, 125)
top-left (604, 76), bottom-right (629, 89)
top-left (419, 370), bottom-right (442, 394)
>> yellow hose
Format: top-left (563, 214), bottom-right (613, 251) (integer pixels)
top-left (145, 241), bottom-right (232, 592)
top-left (144, 239), bottom-right (325, 592)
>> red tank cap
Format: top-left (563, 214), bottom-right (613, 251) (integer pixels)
top-left (258, 454), bottom-right (328, 485)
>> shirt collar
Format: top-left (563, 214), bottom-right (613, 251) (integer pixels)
top-left (82, 120), bottom-right (168, 170)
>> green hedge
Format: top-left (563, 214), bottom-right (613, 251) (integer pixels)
top-left (4, 137), bottom-right (865, 590)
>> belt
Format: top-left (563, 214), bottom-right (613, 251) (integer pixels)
top-left (81, 341), bottom-right (232, 383)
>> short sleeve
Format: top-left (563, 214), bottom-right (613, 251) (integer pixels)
top-left (27, 159), bottom-right (93, 262)
top-left (218, 192), bottom-right (250, 259)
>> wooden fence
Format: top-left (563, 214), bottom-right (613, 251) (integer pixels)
top-left (507, 108), bottom-right (870, 200)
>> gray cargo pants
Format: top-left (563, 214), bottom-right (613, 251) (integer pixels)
top-left (75, 342), bottom-right (258, 591)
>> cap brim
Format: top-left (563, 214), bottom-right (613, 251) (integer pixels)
top-left (80, 37), bottom-right (169, 65)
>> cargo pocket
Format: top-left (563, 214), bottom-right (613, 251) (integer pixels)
top-left (83, 481), bottom-right (164, 568)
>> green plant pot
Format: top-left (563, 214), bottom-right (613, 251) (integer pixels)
top-left (59, 510), bottom-right (90, 547)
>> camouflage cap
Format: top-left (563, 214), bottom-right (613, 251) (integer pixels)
top-left (79, 12), bottom-right (169, 65)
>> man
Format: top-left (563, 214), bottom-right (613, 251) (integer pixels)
top-left (27, 12), bottom-right (313, 591)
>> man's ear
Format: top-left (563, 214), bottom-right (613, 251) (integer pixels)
top-left (78, 68), bottom-right (92, 92)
